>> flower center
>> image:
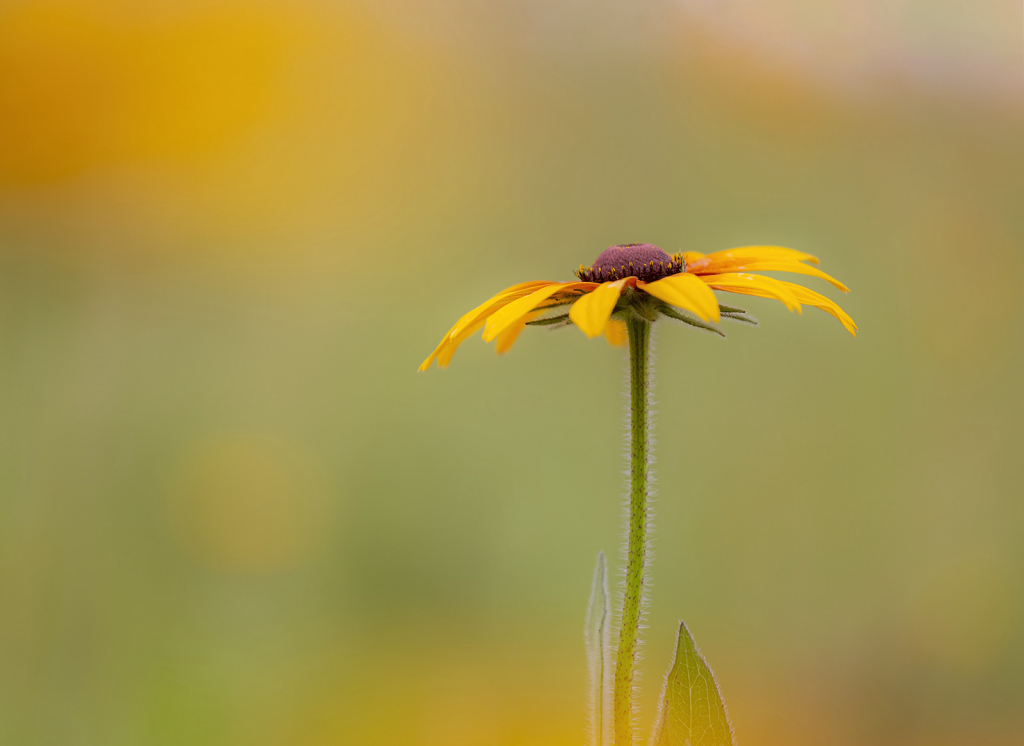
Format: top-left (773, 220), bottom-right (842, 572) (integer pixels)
top-left (576, 243), bottom-right (683, 283)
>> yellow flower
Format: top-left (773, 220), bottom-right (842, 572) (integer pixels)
top-left (419, 243), bottom-right (856, 370)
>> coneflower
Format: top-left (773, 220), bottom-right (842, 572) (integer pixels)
top-left (421, 242), bottom-right (855, 745)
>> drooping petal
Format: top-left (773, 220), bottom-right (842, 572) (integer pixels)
top-left (495, 311), bottom-right (539, 354)
top-left (418, 281), bottom-right (554, 370)
top-left (440, 293), bottom-right (553, 367)
top-left (483, 282), bottom-right (585, 342)
top-left (436, 319), bottom-right (486, 368)
top-left (444, 281), bottom-right (552, 340)
top-left (569, 279), bottom-right (627, 338)
top-left (699, 272), bottom-right (803, 313)
top-left (638, 273), bottom-right (721, 322)
top-left (604, 319), bottom-right (628, 346)
top-left (689, 258), bottom-right (848, 292)
top-left (778, 281), bottom-right (858, 336)
top-left (458, 281), bottom-right (555, 335)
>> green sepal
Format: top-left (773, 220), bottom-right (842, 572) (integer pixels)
top-left (720, 312), bottom-right (758, 327)
top-left (650, 621), bottom-right (736, 746)
top-left (720, 313), bottom-right (761, 327)
top-left (526, 314), bottom-right (570, 326)
top-left (658, 304), bottom-right (726, 338)
top-left (717, 304), bottom-right (748, 314)
top-left (717, 304), bottom-right (759, 327)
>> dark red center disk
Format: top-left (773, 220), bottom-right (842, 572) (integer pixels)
top-left (577, 243), bottom-right (682, 283)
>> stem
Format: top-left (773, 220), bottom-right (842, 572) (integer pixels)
top-left (614, 315), bottom-right (651, 745)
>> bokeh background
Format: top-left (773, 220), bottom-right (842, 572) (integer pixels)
top-left (1, 1), bottom-right (1022, 744)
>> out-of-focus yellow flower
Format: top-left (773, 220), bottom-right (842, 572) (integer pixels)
top-left (419, 243), bottom-right (855, 370)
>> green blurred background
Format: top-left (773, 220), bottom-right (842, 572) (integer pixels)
top-left (1, 1), bottom-right (1022, 744)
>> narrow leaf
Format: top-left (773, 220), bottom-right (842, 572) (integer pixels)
top-left (584, 551), bottom-right (613, 746)
top-left (650, 621), bottom-right (736, 746)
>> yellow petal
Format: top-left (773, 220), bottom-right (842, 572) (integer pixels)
top-left (604, 319), bottom-right (628, 346)
top-left (702, 245), bottom-right (820, 265)
top-left (679, 251), bottom-right (705, 264)
top-left (569, 279), bottom-right (627, 338)
top-left (495, 311), bottom-right (539, 354)
top-left (700, 272), bottom-right (803, 313)
top-left (534, 282), bottom-right (599, 311)
top-left (692, 258), bottom-right (848, 292)
top-left (779, 281), bottom-right (858, 336)
top-left (418, 281), bottom-right (554, 370)
top-left (418, 352), bottom-right (441, 372)
top-left (638, 273), bottom-right (721, 322)
top-left (482, 283), bottom-right (580, 342)
top-left (436, 319), bottom-right (486, 368)
top-left (446, 281), bottom-right (553, 341)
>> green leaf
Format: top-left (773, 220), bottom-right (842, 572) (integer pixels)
top-left (650, 621), bottom-right (736, 746)
top-left (584, 551), bottom-right (613, 746)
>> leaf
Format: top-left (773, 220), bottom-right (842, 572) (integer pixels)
top-left (584, 551), bottom-right (613, 746)
top-left (650, 621), bottom-right (736, 746)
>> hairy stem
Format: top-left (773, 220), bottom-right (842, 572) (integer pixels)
top-left (614, 315), bottom-right (651, 745)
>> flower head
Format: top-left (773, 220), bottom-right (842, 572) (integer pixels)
top-left (419, 243), bottom-right (856, 370)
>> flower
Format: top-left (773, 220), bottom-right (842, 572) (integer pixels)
top-left (419, 243), bottom-right (856, 370)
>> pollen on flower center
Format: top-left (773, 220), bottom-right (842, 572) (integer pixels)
top-left (576, 243), bottom-right (684, 283)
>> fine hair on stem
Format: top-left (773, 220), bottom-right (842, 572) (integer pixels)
top-left (613, 313), bottom-right (657, 745)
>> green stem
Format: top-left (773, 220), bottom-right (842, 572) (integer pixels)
top-left (614, 315), bottom-right (651, 745)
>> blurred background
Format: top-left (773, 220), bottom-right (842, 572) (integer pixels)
top-left (1, 1), bottom-right (1022, 744)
